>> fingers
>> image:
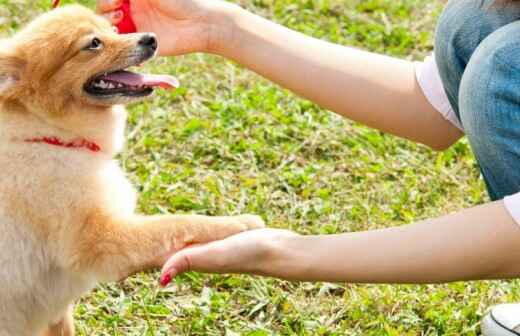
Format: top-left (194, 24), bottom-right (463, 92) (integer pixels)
top-left (159, 253), bottom-right (189, 287)
top-left (159, 243), bottom-right (224, 287)
top-left (97, 0), bottom-right (122, 13)
top-left (105, 10), bottom-right (124, 25)
top-left (96, 0), bottom-right (124, 24)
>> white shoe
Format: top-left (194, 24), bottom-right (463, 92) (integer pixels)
top-left (482, 304), bottom-right (520, 335)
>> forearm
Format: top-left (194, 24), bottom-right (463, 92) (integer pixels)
top-left (214, 7), bottom-right (461, 149)
top-left (260, 201), bottom-right (520, 283)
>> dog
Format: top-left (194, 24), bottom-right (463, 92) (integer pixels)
top-left (0, 5), bottom-right (264, 336)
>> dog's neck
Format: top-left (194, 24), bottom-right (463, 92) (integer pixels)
top-left (25, 136), bottom-right (101, 152)
top-left (0, 104), bottom-right (127, 156)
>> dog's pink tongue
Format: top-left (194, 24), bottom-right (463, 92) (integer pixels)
top-left (103, 71), bottom-right (179, 89)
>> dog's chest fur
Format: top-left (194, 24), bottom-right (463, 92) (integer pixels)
top-left (0, 137), bottom-right (136, 335)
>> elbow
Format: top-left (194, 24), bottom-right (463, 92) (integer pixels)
top-left (423, 132), bottom-right (463, 152)
top-left (428, 141), bottom-right (455, 152)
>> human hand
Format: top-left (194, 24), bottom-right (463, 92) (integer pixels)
top-left (96, 0), bottom-right (240, 56)
top-left (159, 228), bottom-right (298, 286)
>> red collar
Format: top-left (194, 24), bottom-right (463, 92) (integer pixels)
top-left (25, 136), bottom-right (101, 153)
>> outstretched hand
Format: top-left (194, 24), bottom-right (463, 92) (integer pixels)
top-left (96, 0), bottom-right (238, 56)
top-left (159, 228), bottom-right (298, 286)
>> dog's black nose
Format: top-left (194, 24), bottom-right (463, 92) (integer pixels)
top-left (138, 33), bottom-right (157, 52)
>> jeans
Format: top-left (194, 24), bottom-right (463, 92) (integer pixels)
top-left (435, 0), bottom-right (520, 200)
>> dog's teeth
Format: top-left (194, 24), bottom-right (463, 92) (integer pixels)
top-left (108, 83), bottom-right (115, 89)
top-left (117, 83), bottom-right (124, 88)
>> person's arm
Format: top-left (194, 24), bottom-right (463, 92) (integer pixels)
top-left (218, 9), bottom-right (462, 150)
top-left (97, 0), bottom-right (462, 150)
top-left (160, 201), bottom-right (520, 285)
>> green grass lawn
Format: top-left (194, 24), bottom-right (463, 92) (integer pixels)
top-left (1, 0), bottom-right (518, 334)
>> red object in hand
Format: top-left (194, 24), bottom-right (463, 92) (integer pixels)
top-left (51, 0), bottom-right (137, 34)
top-left (116, 0), bottom-right (137, 34)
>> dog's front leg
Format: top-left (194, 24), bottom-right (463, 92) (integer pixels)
top-left (41, 305), bottom-right (74, 336)
top-left (70, 212), bottom-right (264, 282)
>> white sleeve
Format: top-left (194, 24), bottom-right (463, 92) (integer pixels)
top-left (414, 54), bottom-right (464, 131)
top-left (504, 192), bottom-right (520, 226)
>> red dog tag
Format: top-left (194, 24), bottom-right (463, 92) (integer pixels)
top-left (51, 0), bottom-right (137, 34)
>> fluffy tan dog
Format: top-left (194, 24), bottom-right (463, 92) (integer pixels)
top-left (0, 5), bottom-right (263, 336)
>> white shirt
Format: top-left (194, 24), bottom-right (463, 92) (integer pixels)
top-left (415, 54), bottom-right (520, 223)
top-left (415, 55), bottom-right (463, 131)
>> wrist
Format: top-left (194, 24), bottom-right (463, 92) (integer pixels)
top-left (254, 230), bottom-right (302, 277)
top-left (205, 3), bottom-right (247, 57)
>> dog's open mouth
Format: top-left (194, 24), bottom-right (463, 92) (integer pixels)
top-left (84, 69), bottom-right (179, 98)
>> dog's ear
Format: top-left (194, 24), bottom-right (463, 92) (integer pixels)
top-left (0, 46), bottom-right (25, 97)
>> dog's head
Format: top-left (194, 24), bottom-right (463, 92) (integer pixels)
top-left (0, 5), bottom-right (178, 114)
top-left (0, 5), bottom-right (178, 153)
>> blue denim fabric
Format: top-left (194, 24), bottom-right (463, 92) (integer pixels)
top-left (435, 0), bottom-right (520, 200)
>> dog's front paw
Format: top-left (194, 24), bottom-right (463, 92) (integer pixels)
top-left (235, 214), bottom-right (265, 230)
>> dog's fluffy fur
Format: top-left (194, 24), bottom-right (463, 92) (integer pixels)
top-left (0, 6), bottom-right (263, 336)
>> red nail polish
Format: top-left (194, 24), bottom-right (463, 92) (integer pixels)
top-left (160, 273), bottom-right (172, 287)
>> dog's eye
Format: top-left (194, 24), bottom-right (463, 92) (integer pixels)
top-left (85, 37), bottom-right (103, 51)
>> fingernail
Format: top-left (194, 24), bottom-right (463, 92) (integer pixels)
top-left (112, 10), bottom-right (123, 20)
top-left (159, 272), bottom-right (172, 287)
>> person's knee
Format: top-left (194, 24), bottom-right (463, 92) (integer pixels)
top-left (434, 0), bottom-right (490, 118)
top-left (435, 0), bottom-right (520, 118)
top-left (460, 21), bottom-right (520, 137)
top-left (459, 21), bottom-right (520, 199)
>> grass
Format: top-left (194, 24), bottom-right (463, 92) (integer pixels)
top-left (0, 0), bottom-right (518, 334)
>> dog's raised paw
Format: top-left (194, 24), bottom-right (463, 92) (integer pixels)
top-left (236, 215), bottom-right (265, 230)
